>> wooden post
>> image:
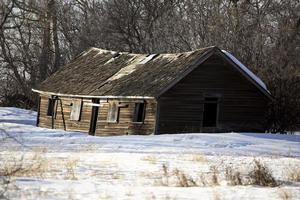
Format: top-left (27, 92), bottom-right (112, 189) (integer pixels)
top-left (59, 99), bottom-right (66, 131)
top-left (36, 96), bottom-right (41, 127)
top-left (154, 99), bottom-right (160, 135)
top-left (89, 99), bottom-right (100, 135)
top-left (51, 95), bottom-right (54, 129)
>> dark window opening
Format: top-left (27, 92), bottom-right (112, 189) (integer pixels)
top-left (203, 97), bottom-right (218, 127)
top-left (133, 103), bottom-right (145, 122)
top-left (47, 98), bottom-right (56, 116)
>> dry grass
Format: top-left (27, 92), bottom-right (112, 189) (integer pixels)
top-left (224, 160), bottom-right (278, 187)
top-left (0, 151), bottom-right (48, 178)
top-left (159, 164), bottom-right (221, 187)
top-left (286, 166), bottom-right (300, 182)
top-left (210, 166), bottom-right (219, 186)
top-left (278, 188), bottom-right (292, 200)
top-left (156, 159), bottom-right (281, 188)
top-left (160, 164), bottom-right (170, 186)
top-left (142, 155), bottom-right (157, 164)
top-left (212, 190), bottom-right (221, 200)
top-left (173, 168), bottom-right (197, 187)
top-left (248, 159), bottom-right (278, 187)
top-left (125, 190), bottom-right (134, 197)
top-left (0, 150), bottom-right (47, 199)
top-left (191, 154), bottom-right (207, 163)
top-left (159, 164), bottom-right (197, 187)
top-left (64, 159), bottom-right (79, 180)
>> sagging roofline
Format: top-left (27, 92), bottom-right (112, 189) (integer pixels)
top-left (32, 89), bottom-right (155, 100)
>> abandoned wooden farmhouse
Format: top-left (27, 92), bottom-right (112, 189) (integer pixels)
top-left (33, 46), bottom-right (272, 135)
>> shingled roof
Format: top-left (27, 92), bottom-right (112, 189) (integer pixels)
top-left (34, 46), bottom-right (270, 99)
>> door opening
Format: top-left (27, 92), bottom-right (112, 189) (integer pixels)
top-left (202, 97), bottom-right (218, 127)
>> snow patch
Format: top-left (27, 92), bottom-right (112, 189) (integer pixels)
top-left (222, 50), bottom-right (269, 93)
top-left (107, 55), bottom-right (145, 81)
top-left (1, 107), bottom-right (300, 200)
top-left (138, 54), bottom-right (157, 64)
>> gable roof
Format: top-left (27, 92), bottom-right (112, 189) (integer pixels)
top-left (33, 46), bottom-right (271, 99)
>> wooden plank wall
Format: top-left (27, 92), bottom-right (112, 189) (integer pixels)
top-left (39, 95), bottom-right (92, 132)
top-left (95, 99), bottom-right (157, 136)
top-left (38, 95), bottom-right (157, 135)
top-left (157, 54), bottom-right (269, 133)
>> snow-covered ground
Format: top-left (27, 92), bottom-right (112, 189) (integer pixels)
top-left (0, 107), bottom-right (299, 200)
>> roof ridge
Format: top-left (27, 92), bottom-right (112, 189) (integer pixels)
top-left (81, 46), bottom-right (218, 57)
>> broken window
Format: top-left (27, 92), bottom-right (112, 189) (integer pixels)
top-left (107, 101), bottom-right (119, 123)
top-left (133, 102), bottom-right (146, 123)
top-left (47, 98), bottom-right (56, 116)
top-left (202, 97), bottom-right (218, 127)
top-left (70, 99), bottom-right (82, 121)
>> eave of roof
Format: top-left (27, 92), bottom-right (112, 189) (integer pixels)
top-left (32, 89), bottom-right (155, 99)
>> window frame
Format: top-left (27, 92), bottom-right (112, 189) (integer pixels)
top-left (70, 99), bottom-right (83, 121)
top-left (107, 101), bottom-right (120, 123)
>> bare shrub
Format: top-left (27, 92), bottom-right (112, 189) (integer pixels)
top-left (160, 164), bottom-right (197, 187)
top-left (224, 160), bottom-right (280, 187)
top-left (0, 152), bottom-right (45, 199)
top-left (160, 164), bottom-right (170, 186)
top-left (159, 160), bottom-right (280, 188)
top-left (198, 173), bottom-right (209, 186)
top-left (248, 159), bottom-right (278, 187)
top-left (210, 166), bottom-right (219, 186)
top-left (225, 166), bottom-right (242, 186)
top-left (173, 169), bottom-right (197, 187)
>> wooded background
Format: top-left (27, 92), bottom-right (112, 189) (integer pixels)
top-left (0, 0), bottom-right (299, 132)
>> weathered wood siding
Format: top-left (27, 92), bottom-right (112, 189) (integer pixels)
top-left (157, 54), bottom-right (269, 133)
top-left (95, 99), bottom-right (157, 136)
top-left (39, 95), bottom-right (92, 132)
top-left (38, 95), bottom-right (156, 135)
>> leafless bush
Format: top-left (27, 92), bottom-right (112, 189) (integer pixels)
top-left (210, 166), bottom-right (219, 186)
top-left (173, 169), bottom-right (197, 187)
top-left (248, 160), bottom-right (278, 187)
top-left (0, 145), bottom-right (48, 199)
top-left (160, 164), bottom-right (197, 187)
top-left (225, 166), bottom-right (242, 186)
top-left (224, 160), bottom-right (278, 187)
top-left (0, 153), bottom-right (45, 199)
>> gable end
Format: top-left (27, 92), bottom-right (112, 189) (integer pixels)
top-left (156, 47), bottom-right (272, 100)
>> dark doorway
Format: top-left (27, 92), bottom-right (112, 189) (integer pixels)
top-left (203, 97), bottom-right (218, 127)
top-left (133, 103), bottom-right (145, 122)
top-left (89, 99), bottom-right (100, 135)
